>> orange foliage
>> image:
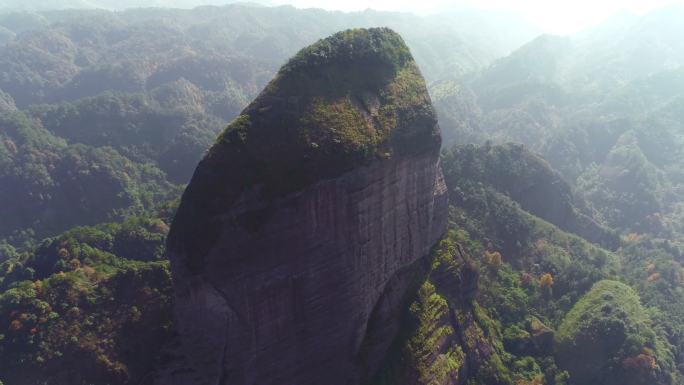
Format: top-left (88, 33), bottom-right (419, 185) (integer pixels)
top-left (153, 220), bottom-right (170, 234)
top-left (484, 250), bottom-right (503, 267)
top-left (69, 258), bottom-right (81, 270)
top-left (3, 138), bottom-right (17, 155)
top-left (58, 248), bottom-right (69, 259)
top-left (646, 262), bottom-right (657, 273)
top-left (9, 319), bottom-right (22, 331)
top-left (540, 273), bottom-right (554, 289)
top-left (647, 272), bottom-right (661, 283)
top-left (534, 239), bottom-right (549, 250)
top-left (625, 233), bottom-right (640, 242)
top-left (34, 280), bottom-right (43, 296)
top-left (83, 265), bottom-right (96, 277)
top-left (623, 348), bottom-right (657, 371)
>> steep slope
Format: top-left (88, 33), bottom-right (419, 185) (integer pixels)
top-left (442, 143), bottom-right (619, 248)
top-left (373, 143), bottom-right (624, 385)
top-left (0, 212), bottom-right (175, 385)
top-left (471, 34), bottom-right (572, 111)
top-left (0, 112), bottom-right (175, 245)
top-left (164, 28), bottom-right (448, 385)
top-left (577, 131), bottom-right (668, 231)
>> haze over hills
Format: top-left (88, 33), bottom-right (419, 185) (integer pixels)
top-left (0, 0), bottom-right (262, 11)
top-left (0, 3), bottom-right (540, 245)
top-left (439, 3), bottom-right (684, 235)
top-left (0, 2), bottom-right (684, 385)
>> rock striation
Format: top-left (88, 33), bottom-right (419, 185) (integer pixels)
top-left (165, 28), bottom-right (448, 385)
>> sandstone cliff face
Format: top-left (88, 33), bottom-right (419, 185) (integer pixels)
top-left (164, 28), bottom-right (448, 385)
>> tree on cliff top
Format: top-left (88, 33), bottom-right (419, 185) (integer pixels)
top-left (169, 27), bottom-right (441, 273)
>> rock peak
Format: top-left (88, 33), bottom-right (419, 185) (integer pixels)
top-left (163, 28), bottom-right (447, 385)
top-left (212, 27), bottom-right (439, 175)
top-left (170, 27), bottom-right (440, 273)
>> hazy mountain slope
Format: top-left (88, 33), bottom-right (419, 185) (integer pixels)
top-left (0, 4), bottom-right (539, 139)
top-left (0, 0), bottom-right (255, 12)
top-left (436, 5), bottom-right (684, 238)
top-left (0, 3), bottom-right (539, 246)
top-left (2, 4), bottom-right (684, 385)
top-left (0, 112), bottom-right (175, 245)
top-left (443, 143), bottom-right (619, 248)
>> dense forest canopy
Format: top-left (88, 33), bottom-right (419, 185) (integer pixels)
top-left (1, 3), bottom-right (684, 385)
top-left (0, 4), bottom-right (540, 246)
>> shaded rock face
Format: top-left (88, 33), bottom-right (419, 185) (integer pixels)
top-left (164, 28), bottom-right (448, 385)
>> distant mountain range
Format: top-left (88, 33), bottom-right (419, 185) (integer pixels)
top-left (1, 3), bottom-right (684, 385)
top-left (0, 0), bottom-right (265, 11)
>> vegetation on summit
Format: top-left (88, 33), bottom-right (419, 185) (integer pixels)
top-left (0, 3), bottom-right (684, 385)
top-left (171, 27), bottom-right (439, 273)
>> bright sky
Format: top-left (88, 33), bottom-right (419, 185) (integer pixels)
top-left (270, 0), bottom-right (684, 34)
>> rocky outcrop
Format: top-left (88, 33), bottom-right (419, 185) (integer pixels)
top-left (163, 28), bottom-right (448, 385)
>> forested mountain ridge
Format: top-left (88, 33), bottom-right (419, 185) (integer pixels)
top-left (0, 3), bottom-right (684, 385)
top-left (439, 4), bottom-right (684, 239)
top-left (0, 4), bottom-right (537, 107)
top-left (0, 3), bottom-right (538, 247)
top-left (0, 0), bottom-right (262, 12)
top-left (442, 143), bottom-right (620, 249)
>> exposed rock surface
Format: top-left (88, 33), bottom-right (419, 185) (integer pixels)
top-left (163, 28), bottom-right (448, 385)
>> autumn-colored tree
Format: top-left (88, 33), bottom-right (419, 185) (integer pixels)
top-left (69, 258), bottom-right (81, 270)
top-left (3, 138), bottom-right (17, 155)
top-left (540, 273), bottom-right (554, 289)
top-left (152, 220), bottom-right (170, 234)
top-left (484, 250), bottom-right (503, 267)
top-left (9, 319), bottom-right (22, 331)
top-left (34, 280), bottom-right (43, 296)
top-left (647, 272), bottom-right (660, 283)
top-left (520, 272), bottom-right (533, 286)
top-left (625, 233), bottom-right (640, 243)
top-left (83, 265), bottom-right (96, 277)
top-left (623, 348), bottom-right (657, 371)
